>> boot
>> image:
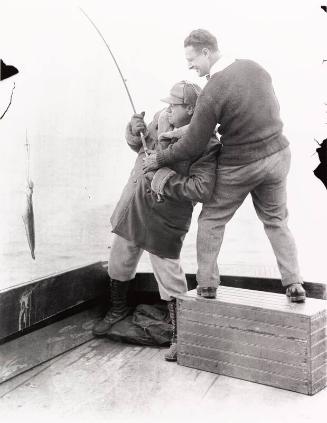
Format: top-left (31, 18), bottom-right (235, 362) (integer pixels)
top-left (165, 299), bottom-right (177, 362)
top-left (92, 279), bottom-right (130, 336)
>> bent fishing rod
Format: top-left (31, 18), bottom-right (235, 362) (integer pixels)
top-left (80, 7), bottom-right (148, 155)
top-left (0, 82), bottom-right (15, 120)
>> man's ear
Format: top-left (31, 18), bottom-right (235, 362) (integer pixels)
top-left (202, 47), bottom-right (210, 57)
top-left (186, 104), bottom-right (194, 116)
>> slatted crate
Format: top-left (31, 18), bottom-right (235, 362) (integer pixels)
top-left (177, 287), bottom-right (327, 395)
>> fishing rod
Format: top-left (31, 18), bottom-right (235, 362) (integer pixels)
top-left (0, 82), bottom-right (15, 120)
top-left (80, 7), bottom-right (148, 155)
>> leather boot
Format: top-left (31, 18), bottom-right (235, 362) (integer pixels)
top-left (165, 299), bottom-right (177, 362)
top-left (93, 279), bottom-right (130, 336)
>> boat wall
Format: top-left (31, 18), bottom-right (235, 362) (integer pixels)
top-left (0, 261), bottom-right (326, 343)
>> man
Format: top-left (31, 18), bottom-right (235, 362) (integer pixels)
top-left (143, 29), bottom-right (305, 302)
top-left (93, 80), bottom-right (220, 361)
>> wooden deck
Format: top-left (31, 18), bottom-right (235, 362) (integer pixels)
top-left (1, 336), bottom-right (326, 423)
top-left (1, 262), bottom-right (326, 422)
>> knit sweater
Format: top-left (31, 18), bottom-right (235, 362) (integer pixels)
top-left (156, 59), bottom-right (289, 167)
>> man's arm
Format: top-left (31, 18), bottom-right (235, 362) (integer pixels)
top-left (143, 92), bottom-right (218, 171)
top-left (151, 138), bottom-right (220, 203)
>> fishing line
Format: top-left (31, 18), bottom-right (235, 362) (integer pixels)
top-left (79, 7), bottom-right (148, 155)
top-left (25, 129), bottom-right (31, 184)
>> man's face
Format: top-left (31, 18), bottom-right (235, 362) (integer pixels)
top-left (185, 45), bottom-right (210, 77)
top-left (167, 104), bottom-right (191, 128)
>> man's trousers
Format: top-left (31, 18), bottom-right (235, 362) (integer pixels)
top-left (108, 234), bottom-right (188, 301)
top-left (196, 146), bottom-right (303, 288)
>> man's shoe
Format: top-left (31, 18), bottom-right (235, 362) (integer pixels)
top-left (92, 308), bottom-right (130, 336)
top-left (286, 283), bottom-right (306, 303)
top-left (164, 342), bottom-right (177, 362)
top-left (93, 279), bottom-right (131, 336)
top-left (196, 286), bottom-right (217, 299)
top-left (165, 299), bottom-right (177, 362)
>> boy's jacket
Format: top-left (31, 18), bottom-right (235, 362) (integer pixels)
top-left (110, 110), bottom-right (221, 259)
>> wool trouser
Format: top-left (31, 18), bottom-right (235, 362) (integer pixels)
top-left (196, 146), bottom-right (303, 288)
top-left (108, 234), bottom-right (187, 301)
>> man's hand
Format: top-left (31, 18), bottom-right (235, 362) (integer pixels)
top-left (131, 111), bottom-right (146, 136)
top-left (143, 150), bottom-right (159, 172)
top-left (144, 170), bottom-right (155, 182)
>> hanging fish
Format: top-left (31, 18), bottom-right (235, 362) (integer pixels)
top-left (22, 181), bottom-right (35, 259)
top-left (22, 134), bottom-right (36, 259)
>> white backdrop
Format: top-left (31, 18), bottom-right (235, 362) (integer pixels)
top-left (0, 0), bottom-right (326, 284)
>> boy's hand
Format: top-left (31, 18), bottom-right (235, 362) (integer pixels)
top-left (143, 151), bottom-right (159, 172)
top-left (131, 111), bottom-right (146, 136)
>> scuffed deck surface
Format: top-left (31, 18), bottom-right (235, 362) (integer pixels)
top-left (0, 338), bottom-right (326, 423)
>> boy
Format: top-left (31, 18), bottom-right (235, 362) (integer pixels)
top-left (93, 81), bottom-right (220, 361)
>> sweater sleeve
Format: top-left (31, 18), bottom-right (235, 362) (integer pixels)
top-left (156, 92), bottom-right (218, 166)
top-left (151, 138), bottom-right (221, 203)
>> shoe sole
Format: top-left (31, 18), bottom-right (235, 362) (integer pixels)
top-left (196, 288), bottom-right (217, 299)
top-left (92, 329), bottom-right (109, 336)
top-left (164, 357), bottom-right (177, 362)
top-left (196, 292), bottom-right (217, 299)
top-left (199, 294), bottom-right (216, 299)
top-left (288, 295), bottom-right (306, 303)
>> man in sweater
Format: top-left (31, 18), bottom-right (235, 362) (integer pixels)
top-left (143, 29), bottom-right (305, 302)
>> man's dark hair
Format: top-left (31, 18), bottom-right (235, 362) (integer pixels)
top-left (184, 29), bottom-right (218, 53)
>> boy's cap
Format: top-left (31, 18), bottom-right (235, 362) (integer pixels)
top-left (161, 81), bottom-right (201, 107)
top-left (0, 60), bottom-right (19, 82)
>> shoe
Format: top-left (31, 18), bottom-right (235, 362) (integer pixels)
top-left (164, 342), bottom-right (177, 362)
top-left (165, 299), bottom-right (177, 362)
top-left (92, 279), bottom-right (131, 336)
top-left (286, 283), bottom-right (306, 303)
top-left (196, 286), bottom-right (217, 299)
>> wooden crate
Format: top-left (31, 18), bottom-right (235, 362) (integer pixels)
top-left (177, 287), bottom-right (327, 395)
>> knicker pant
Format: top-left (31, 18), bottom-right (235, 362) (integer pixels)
top-left (196, 146), bottom-right (303, 288)
top-left (108, 234), bottom-right (188, 301)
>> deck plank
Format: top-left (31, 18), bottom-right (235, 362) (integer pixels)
top-left (1, 337), bottom-right (327, 423)
top-left (0, 307), bottom-right (101, 383)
